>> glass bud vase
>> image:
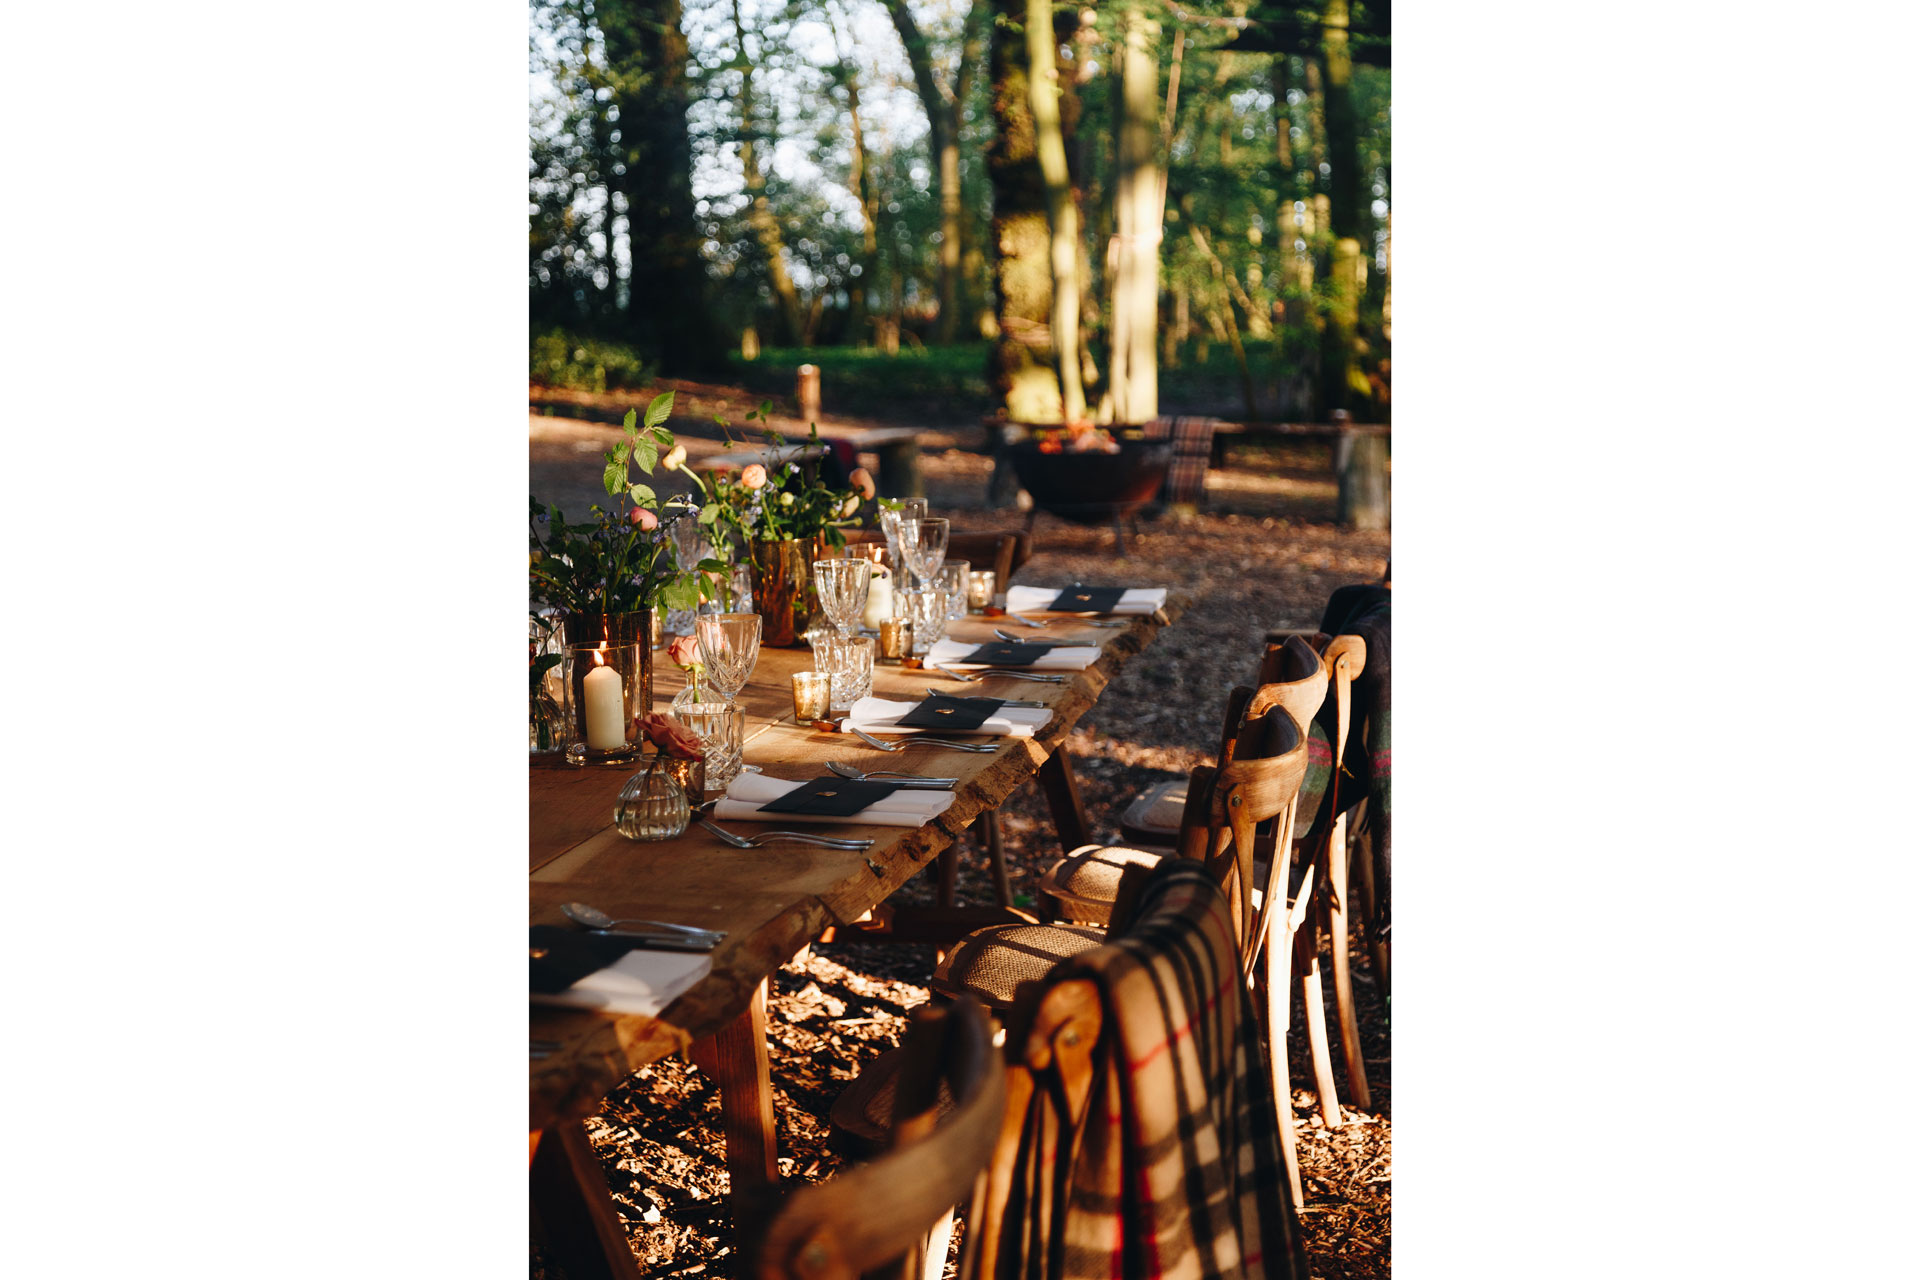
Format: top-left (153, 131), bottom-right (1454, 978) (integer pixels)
top-left (529, 683), bottom-right (566, 756)
top-left (614, 757), bottom-right (691, 841)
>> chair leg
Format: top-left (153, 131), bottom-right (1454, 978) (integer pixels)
top-left (1264, 922), bottom-right (1305, 1209)
top-left (918, 1208), bottom-right (957, 1280)
top-left (1297, 903), bottom-right (1342, 1128)
top-left (529, 1120), bottom-right (644, 1280)
top-left (1327, 811), bottom-right (1371, 1110)
top-left (1352, 806), bottom-right (1390, 995)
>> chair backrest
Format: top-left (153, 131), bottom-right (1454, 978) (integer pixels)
top-left (756, 997), bottom-right (1004, 1280)
top-left (1174, 696), bottom-right (1311, 976)
top-left (969, 861), bottom-right (1307, 1280)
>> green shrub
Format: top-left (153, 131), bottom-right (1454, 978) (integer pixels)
top-left (530, 329), bottom-right (656, 392)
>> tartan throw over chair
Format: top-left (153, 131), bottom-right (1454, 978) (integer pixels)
top-left (964, 860), bottom-right (1310, 1280)
top-left (1141, 416), bottom-right (1220, 510)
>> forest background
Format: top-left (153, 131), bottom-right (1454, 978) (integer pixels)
top-left (529, 0), bottom-right (1390, 426)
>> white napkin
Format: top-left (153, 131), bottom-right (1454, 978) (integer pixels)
top-left (1005, 585), bottom-right (1168, 616)
top-left (713, 771), bottom-right (954, 827)
top-left (531, 949), bottom-right (712, 1017)
top-left (839, 695), bottom-right (1052, 738)
top-left (927, 639), bottom-right (1101, 671)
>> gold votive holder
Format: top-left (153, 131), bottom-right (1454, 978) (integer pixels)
top-left (650, 752), bottom-right (706, 804)
top-left (877, 616), bottom-right (914, 661)
top-left (791, 671), bottom-right (832, 721)
top-left (966, 569), bottom-right (996, 612)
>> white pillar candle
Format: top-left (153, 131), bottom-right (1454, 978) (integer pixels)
top-left (582, 662), bottom-right (627, 750)
top-left (861, 566), bottom-right (894, 630)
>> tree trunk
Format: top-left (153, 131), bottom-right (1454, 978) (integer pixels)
top-left (881, 0), bottom-right (970, 345)
top-left (1024, 0), bottom-right (1085, 422)
top-left (1317, 0), bottom-right (1365, 415)
top-left (986, 0), bottom-right (1059, 420)
top-left (732, 0), bottom-right (805, 347)
top-left (1108, 3), bottom-right (1160, 425)
top-left (598, 0), bottom-right (726, 374)
top-left (827, 9), bottom-right (879, 347)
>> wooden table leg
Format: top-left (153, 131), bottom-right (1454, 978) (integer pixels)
top-left (530, 1120), bottom-right (643, 1280)
top-left (1035, 750), bottom-right (1092, 853)
top-left (687, 977), bottom-right (780, 1247)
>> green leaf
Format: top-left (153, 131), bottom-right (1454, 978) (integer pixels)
top-left (698, 503), bottom-right (721, 525)
top-left (635, 439), bottom-right (659, 473)
top-left (629, 483), bottom-right (656, 505)
top-left (622, 408), bottom-right (637, 431)
top-left (643, 390), bottom-right (674, 429)
top-left (651, 426), bottom-right (675, 446)
top-left (602, 459), bottom-right (625, 496)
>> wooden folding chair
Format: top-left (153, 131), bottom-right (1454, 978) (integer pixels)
top-left (756, 997), bottom-right (1004, 1280)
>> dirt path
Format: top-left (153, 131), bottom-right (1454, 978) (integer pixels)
top-left (531, 417), bottom-right (1391, 1280)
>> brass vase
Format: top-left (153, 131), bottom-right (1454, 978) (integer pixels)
top-left (749, 540), bottom-right (810, 647)
top-left (559, 610), bottom-right (655, 713)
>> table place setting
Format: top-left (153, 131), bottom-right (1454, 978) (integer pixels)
top-left (1004, 584), bottom-right (1170, 616)
top-left (836, 693), bottom-right (1052, 738)
top-left (710, 771), bottom-right (956, 827)
top-left (925, 638), bottom-right (1103, 671)
top-left (529, 925), bottom-right (715, 1017)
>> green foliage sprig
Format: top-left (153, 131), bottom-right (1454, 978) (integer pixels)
top-left (694, 402), bottom-right (868, 550)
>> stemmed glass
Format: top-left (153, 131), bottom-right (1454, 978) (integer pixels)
top-left (878, 497), bottom-right (928, 572)
top-left (812, 558), bottom-right (871, 638)
top-left (694, 613), bottom-right (761, 704)
top-left (666, 503), bottom-right (708, 636)
top-left (898, 516), bottom-right (949, 592)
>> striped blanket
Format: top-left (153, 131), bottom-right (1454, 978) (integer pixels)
top-left (987, 861), bottom-right (1307, 1280)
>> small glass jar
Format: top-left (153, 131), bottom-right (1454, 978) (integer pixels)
top-left (966, 569), bottom-right (996, 612)
top-left (899, 588), bottom-right (949, 655)
top-left (937, 561), bottom-right (970, 622)
top-left (672, 701), bottom-right (746, 789)
top-left (614, 757), bottom-right (691, 841)
top-left (813, 634), bottom-right (874, 712)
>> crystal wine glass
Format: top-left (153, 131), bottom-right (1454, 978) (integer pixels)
top-left (898, 516), bottom-right (949, 592)
top-left (878, 497), bottom-right (928, 570)
top-left (694, 612), bottom-right (761, 704)
top-left (812, 558), bottom-right (871, 638)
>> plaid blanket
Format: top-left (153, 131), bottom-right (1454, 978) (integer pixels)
top-left (988, 861), bottom-right (1307, 1280)
top-left (1142, 417), bottom-right (1220, 508)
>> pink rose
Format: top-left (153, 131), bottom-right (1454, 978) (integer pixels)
top-left (640, 713), bottom-right (706, 760)
top-left (667, 634), bottom-right (701, 668)
top-left (848, 467), bottom-right (876, 500)
top-left (740, 463), bottom-right (768, 490)
top-left (628, 506), bottom-right (659, 530)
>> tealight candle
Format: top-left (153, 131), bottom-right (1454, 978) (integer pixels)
top-left (967, 569), bottom-right (996, 611)
top-left (582, 660), bottom-right (627, 750)
top-left (791, 671), bottom-right (832, 721)
top-left (877, 617), bottom-right (913, 660)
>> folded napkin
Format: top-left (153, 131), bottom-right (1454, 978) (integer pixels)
top-left (1005, 585), bottom-right (1168, 616)
top-left (530, 946), bottom-right (712, 1017)
top-left (927, 639), bottom-right (1102, 671)
top-left (713, 771), bottom-right (954, 827)
top-left (840, 695), bottom-right (1052, 738)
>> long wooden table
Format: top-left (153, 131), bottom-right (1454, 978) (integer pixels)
top-left (528, 597), bottom-right (1186, 1264)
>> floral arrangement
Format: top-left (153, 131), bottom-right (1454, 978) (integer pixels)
top-left (529, 390), bottom-right (727, 616)
top-left (683, 402), bottom-right (873, 550)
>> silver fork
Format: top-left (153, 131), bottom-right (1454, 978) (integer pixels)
top-left (932, 664), bottom-right (1067, 685)
top-left (827, 760), bottom-right (957, 788)
top-left (850, 726), bottom-right (1000, 753)
top-left (998, 613), bottom-right (1047, 628)
top-left (697, 818), bottom-right (875, 850)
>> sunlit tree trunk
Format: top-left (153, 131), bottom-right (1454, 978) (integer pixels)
top-left (598, 0), bottom-right (726, 374)
top-left (1108, 3), bottom-right (1160, 425)
top-left (1024, 0), bottom-right (1084, 422)
top-left (732, 0), bottom-right (805, 347)
top-left (827, 7), bottom-right (879, 346)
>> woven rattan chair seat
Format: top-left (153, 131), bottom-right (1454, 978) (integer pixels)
top-left (1039, 844), bottom-right (1171, 926)
top-left (930, 922), bottom-right (1105, 1010)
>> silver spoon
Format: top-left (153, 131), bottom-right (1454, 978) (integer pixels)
top-left (923, 686), bottom-right (1048, 708)
top-left (850, 725), bottom-right (1000, 753)
top-left (561, 903), bottom-right (725, 944)
top-left (932, 664), bottom-right (1067, 685)
top-left (696, 818), bottom-right (875, 850)
top-left (827, 760), bottom-right (957, 789)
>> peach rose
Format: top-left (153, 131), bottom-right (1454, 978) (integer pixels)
top-left (666, 634), bottom-right (701, 668)
top-left (628, 506), bottom-right (659, 530)
top-left (740, 463), bottom-right (768, 490)
top-left (848, 467), bottom-right (876, 500)
top-left (839, 494), bottom-right (860, 519)
top-left (640, 713), bottom-right (706, 760)
top-left (662, 444), bottom-right (688, 471)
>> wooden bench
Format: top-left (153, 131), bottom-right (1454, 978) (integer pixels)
top-left (1209, 412), bottom-right (1389, 530)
